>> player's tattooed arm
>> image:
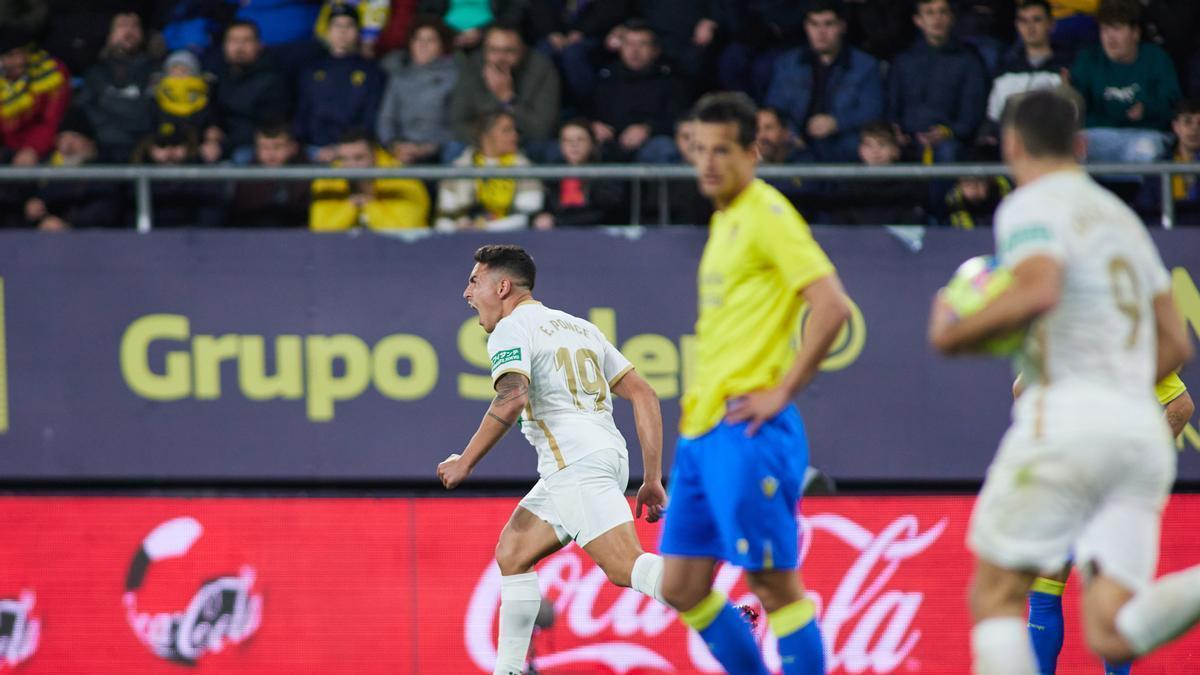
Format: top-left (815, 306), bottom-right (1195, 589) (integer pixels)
top-left (490, 372), bottom-right (530, 427)
top-left (1165, 391), bottom-right (1195, 439)
top-left (438, 372), bottom-right (530, 489)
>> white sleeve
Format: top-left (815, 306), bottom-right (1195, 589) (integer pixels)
top-left (601, 338), bottom-right (634, 388)
top-left (1141, 233), bottom-right (1172, 296)
top-left (487, 318), bottom-right (533, 387)
top-left (994, 195), bottom-right (1067, 268)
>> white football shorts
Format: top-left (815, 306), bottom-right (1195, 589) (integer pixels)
top-left (968, 426), bottom-right (1175, 592)
top-left (519, 447), bottom-right (633, 548)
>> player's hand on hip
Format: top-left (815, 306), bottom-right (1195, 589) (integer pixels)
top-left (726, 387), bottom-right (790, 437)
top-left (437, 453), bottom-right (471, 489)
top-left (635, 480), bottom-right (667, 523)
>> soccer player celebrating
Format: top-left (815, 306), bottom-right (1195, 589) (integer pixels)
top-left (657, 92), bottom-right (853, 675)
top-left (438, 245), bottom-right (669, 675)
top-left (1019, 371), bottom-right (1194, 675)
top-left (929, 88), bottom-right (1199, 675)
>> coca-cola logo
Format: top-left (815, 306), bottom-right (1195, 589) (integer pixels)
top-left (122, 517), bottom-right (263, 665)
top-left (465, 512), bottom-right (947, 673)
top-left (0, 590), bottom-right (39, 670)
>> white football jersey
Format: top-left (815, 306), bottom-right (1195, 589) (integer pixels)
top-left (995, 169), bottom-right (1172, 438)
top-left (487, 302), bottom-right (633, 478)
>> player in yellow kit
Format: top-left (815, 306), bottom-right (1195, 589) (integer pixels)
top-left (657, 92), bottom-right (852, 675)
top-left (1022, 371), bottom-right (1194, 675)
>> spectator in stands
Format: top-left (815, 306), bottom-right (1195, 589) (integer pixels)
top-left (1071, 0), bottom-right (1180, 163)
top-left (41, 0), bottom-right (150, 77)
top-left (981, 0), bottom-right (1071, 145)
top-left (234, 0), bottom-right (321, 48)
top-left (643, 112), bottom-right (712, 225)
top-left (419, 0), bottom-right (527, 51)
top-left (152, 50), bottom-right (222, 163)
top-left (211, 19), bottom-right (289, 165)
top-left (155, 0), bottom-right (238, 58)
top-left (0, 26), bottom-right (70, 165)
top-left (1141, 99), bottom-right (1200, 225)
top-left (622, 0), bottom-right (721, 94)
top-left (765, 0), bottom-right (884, 162)
top-left (714, 0), bottom-right (809, 101)
top-left (533, 119), bottom-right (626, 229)
top-left (588, 20), bottom-right (687, 163)
top-left (295, 3), bottom-right (384, 162)
top-left (373, 0), bottom-right (420, 57)
top-left (230, 123), bottom-right (311, 228)
top-left (310, 127), bottom-right (429, 230)
top-left (943, 148), bottom-right (1012, 228)
top-left (437, 109), bottom-right (542, 230)
top-left (756, 106), bottom-right (806, 164)
top-left (449, 23), bottom-right (560, 154)
top-left (376, 16), bottom-right (456, 165)
top-left (78, 11), bottom-right (156, 162)
top-left (131, 122), bottom-right (226, 228)
top-left (1049, 0), bottom-right (1098, 57)
top-left (819, 121), bottom-right (927, 225)
top-left (1140, 0), bottom-right (1199, 96)
top-left (887, 0), bottom-right (988, 163)
top-left (954, 0), bottom-right (1017, 76)
top-left (24, 107), bottom-right (125, 230)
top-left (0, 1), bottom-right (46, 41)
top-left (526, 0), bottom-right (626, 106)
top-left (315, 1), bottom-right (391, 58)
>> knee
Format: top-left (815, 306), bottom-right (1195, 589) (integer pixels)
top-left (598, 560), bottom-right (632, 588)
top-left (661, 577), bottom-right (709, 612)
top-left (494, 540), bottom-right (533, 577)
top-left (745, 575), bottom-right (801, 614)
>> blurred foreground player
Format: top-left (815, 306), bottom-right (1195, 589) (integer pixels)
top-left (658, 92), bottom-right (852, 675)
top-left (438, 245), bottom-right (669, 675)
top-left (929, 88), bottom-right (1199, 675)
top-left (1019, 371), bottom-right (1194, 675)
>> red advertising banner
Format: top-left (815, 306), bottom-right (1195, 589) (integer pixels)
top-left (0, 495), bottom-right (1196, 673)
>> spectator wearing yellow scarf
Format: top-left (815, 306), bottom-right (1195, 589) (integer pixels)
top-left (310, 128), bottom-right (430, 230)
top-left (437, 110), bottom-right (544, 231)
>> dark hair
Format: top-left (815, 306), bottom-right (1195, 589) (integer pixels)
top-left (621, 18), bottom-right (658, 43)
top-left (805, 0), bottom-right (845, 20)
top-left (475, 245), bottom-right (536, 290)
top-left (255, 120), bottom-right (293, 140)
top-left (1175, 98), bottom-right (1200, 117)
top-left (560, 117), bottom-right (595, 141)
top-left (1016, 0), bottom-right (1053, 18)
top-left (692, 92), bottom-right (758, 148)
top-left (859, 120), bottom-right (898, 145)
top-left (1096, 0), bottom-right (1140, 27)
top-left (408, 14), bottom-right (453, 53)
top-left (483, 22), bottom-right (524, 44)
top-left (337, 126), bottom-right (373, 146)
top-left (915, 0), bottom-right (952, 12)
top-left (757, 106), bottom-right (786, 127)
top-left (1002, 89), bottom-right (1080, 158)
top-left (475, 108), bottom-right (516, 145)
top-left (224, 18), bottom-right (261, 41)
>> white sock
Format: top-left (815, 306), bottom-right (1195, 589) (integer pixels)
top-left (495, 572), bottom-right (540, 675)
top-left (631, 552), bottom-right (665, 604)
top-left (971, 617), bottom-right (1038, 675)
top-left (1116, 564), bottom-right (1200, 655)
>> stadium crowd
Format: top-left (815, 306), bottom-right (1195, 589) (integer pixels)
top-left (1, 0), bottom-right (1199, 230)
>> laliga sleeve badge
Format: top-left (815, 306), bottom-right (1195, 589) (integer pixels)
top-left (122, 516), bottom-right (263, 664)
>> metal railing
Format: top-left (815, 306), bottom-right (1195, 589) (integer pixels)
top-left (1, 162), bottom-right (1197, 231)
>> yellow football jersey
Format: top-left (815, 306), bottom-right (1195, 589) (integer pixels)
top-left (680, 179), bottom-right (835, 438)
top-left (1156, 372), bottom-right (1187, 406)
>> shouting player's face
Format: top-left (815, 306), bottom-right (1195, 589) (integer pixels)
top-left (464, 262), bottom-right (504, 333)
top-left (693, 121), bottom-right (757, 206)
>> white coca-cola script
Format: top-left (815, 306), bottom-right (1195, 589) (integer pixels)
top-left (465, 512), bottom-right (946, 673)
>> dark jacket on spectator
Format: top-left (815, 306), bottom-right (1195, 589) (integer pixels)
top-left (78, 50), bottom-right (156, 162)
top-left (35, 180), bottom-right (124, 228)
top-left (541, 176), bottom-right (627, 227)
top-left (376, 52), bottom-right (457, 147)
top-left (212, 56), bottom-right (290, 149)
top-left (234, 0), bottom-right (322, 46)
top-left (450, 48), bottom-right (561, 143)
top-left (525, 0), bottom-right (629, 43)
top-left (590, 59), bottom-right (687, 138)
top-left (843, 0), bottom-right (915, 63)
top-left (712, 0), bottom-right (807, 46)
top-left (230, 157), bottom-right (311, 228)
top-left (142, 176), bottom-right (226, 228)
top-left (1071, 42), bottom-right (1181, 131)
top-left (41, 0), bottom-right (152, 76)
top-left (887, 37), bottom-right (988, 141)
top-left (294, 53), bottom-right (384, 148)
top-left (766, 45), bottom-right (883, 161)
